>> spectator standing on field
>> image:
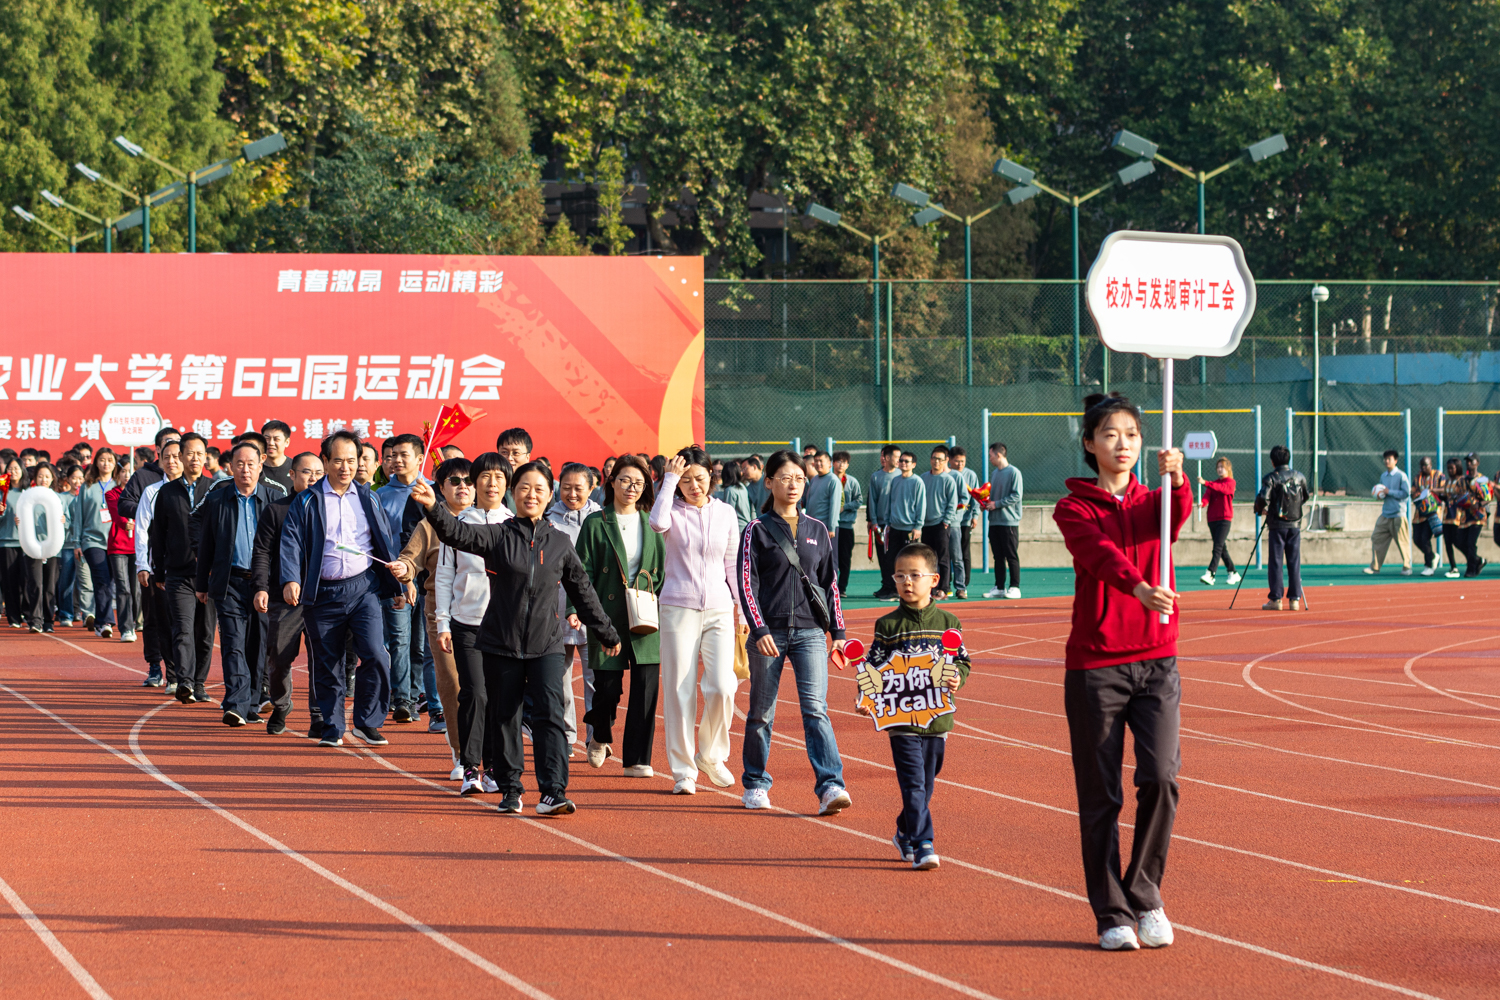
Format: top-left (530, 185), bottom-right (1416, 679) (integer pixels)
top-left (1255, 445), bottom-right (1309, 610)
top-left (983, 443), bottom-right (1023, 599)
top-left (803, 451), bottom-right (843, 538)
top-left (1364, 449), bottom-right (1412, 576)
top-left (919, 445), bottom-right (960, 599)
top-left (1197, 458), bottom-right (1241, 587)
top-left (719, 461), bottom-right (754, 532)
top-left (742, 455), bottom-right (768, 513)
top-left (950, 447), bottom-right (979, 599)
top-left (377, 433), bottom-right (428, 725)
top-left (868, 445), bottom-right (900, 599)
top-left (832, 451), bottom-right (862, 594)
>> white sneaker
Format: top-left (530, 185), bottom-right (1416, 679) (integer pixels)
top-left (621, 764), bottom-right (653, 778)
top-left (1199, 571), bottom-right (1215, 586)
top-left (672, 778), bottom-right (696, 795)
top-left (459, 767), bottom-right (484, 796)
top-left (481, 771), bottom-right (499, 794)
top-left (817, 786), bottom-right (852, 816)
top-left (1400, 568), bottom-right (1412, 576)
top-left (1445, 569), bottom-right (1462, 579)
top-left (1363, 566), bottom-right (1378, 575)
top-left (1421, 566), bottom-right (1435, 576)
top-left (120, 630), bottom-right (137, 642)
top-left (449, 757), bottom-right (463, 781)
top-left (1004, 587), bottom-right (1021, 600)
top-left (742, 788), bottom-right (771, 810)
top-left (983, 587), bottom-right (1003, 598)
top-left (587, 741), bottom-right (612, 768)
top-left (1099, 926), bottom-right (1140, 951)
top-left (694, 754), bottom-right (735, 788)
top-left (1136, 908), bottom-right (1174, 948)
top-left (1226, 572), bottom-right (1242, 585)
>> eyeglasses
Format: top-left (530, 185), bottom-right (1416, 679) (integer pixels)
top-left (892, 572), bottom-right (938, 583)
top-left (772, 475), bottom-right (806, 485)
top-left (615, 479), bottom-right (645, 491)
top-left (445, 475), bottom-right (473, 487)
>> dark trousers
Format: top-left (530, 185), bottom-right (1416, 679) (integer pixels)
top-left (1413, 518), bottom-right (1436, 568)
top-left (921, 525), bottom-right (952, 594)
top-left (451, 621), bottom-right (493, 769)
top-left (837, 526), bottom-right (855, 594)
top-left (108, 554), bottom-right (136, 633)
top-left (144, 575), bottom-right (173, 674)
top-left (266, 600), bottom-right (319, 724)
top-left (959, 524), bottom-right (973, 590)
top-left (890, 733), bottom-right (946, 847)
top-left (165, 576), bottom-right (216, 693)
top-left (57, 549), bottom-right (76, 622)
top-left (585, 658), bottom-right (660, 767)
top-left (82, 548), bottom-right (112, 625)
top-left (1266, 522), bottom-right (1302, 600)
top-left (485, 651), bottom-right (571, 799)
top-left (1462, 524), bottom-right (1484, 574)
top-left (24, 556), bottom-right (59, 628)
top-left (305, 570), bottom-right (391, 738)
top-left (876, 528), bottom-right (896, 595)
top-left (1064, 658), bottom-right (1181, 933)
top-left (989, 524), bottom-right (1020, 591)
top-left (0, 548), bottom-right (23, 624)
top-left (214, 575), bottom-right (267, 719)
top-left (1206, 519), bottom-right (1235, 575)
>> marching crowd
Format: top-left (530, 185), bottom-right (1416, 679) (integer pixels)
top-left (4, 402), bottom-right (1493, 951)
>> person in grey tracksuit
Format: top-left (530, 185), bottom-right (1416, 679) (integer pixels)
top-left (832, 451), bottom-right (863, 593)
top-left (867, 445), bottom-right (901, 598)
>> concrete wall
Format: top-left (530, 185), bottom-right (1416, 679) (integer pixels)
top-left (845, 498), bottom-right (1499, 571)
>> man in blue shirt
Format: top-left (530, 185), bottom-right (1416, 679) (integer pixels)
top-left (918, 445), bottom-right (960, 598)
top-left (884, 452), bottom-right (928, 603)
top-left (376, 432), bottom-right (427, 723)
top-left (803, 450), bottom-right (843, 531)
top-left (867, 445), bottom-right (901, 599)
top-left (950, 446), bottom-right (980, 599)
top-left (1365, 449), bottom-right (1412, 575)
top-left (833, 451), bottom-right (863, 594)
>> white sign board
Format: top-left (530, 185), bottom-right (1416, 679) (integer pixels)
top-left (100, 403), bottom-right (163, 447)
top-left (1084, 231), bottom-right (1257, 360)
top-left (1182, 432), bottom-right (1218, 460)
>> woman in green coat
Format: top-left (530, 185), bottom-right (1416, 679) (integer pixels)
top-left (573, 454), bottom-right (666, 776)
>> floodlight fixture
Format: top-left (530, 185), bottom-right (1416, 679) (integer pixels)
top-left (114, 136), bottom-right (146, 157)
top-left (805, 202), bottom-right (842, 227)
top-left (242, 133), bottom-right (288, 162)
top-left (1005, 185), bottom-right (1040, 205)
top-left (150, 182), bottom-right (186, 206)
top-left (75, 163), bottom-right (103, 183)
top-left (41, 190), bottom-right (66, 209)
top-left (992, 158), bottom-right (1036, 186)
top-left (1117, 160), bottom-right (1157, 185)
top-left (892, 182), bottom-right (931, 208)
top-left (1110, 130), bottom-right (1159, 160)
top-left (12, 205), bottom-right (37, 223)
top-left (1244, 133), bottom-right (1288, 163)
top-left (911, 206), bottom-right (944, 226)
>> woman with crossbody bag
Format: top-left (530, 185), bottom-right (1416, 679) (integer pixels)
top-left (650, 447), bottom-right (745, 795)
top-left (738, 450), bottom-right (851, 816)
top-left (574, 454), bottom-right (665, 778)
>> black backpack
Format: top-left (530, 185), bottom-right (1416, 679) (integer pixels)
top-left (1268, 469), bottom-right (1304, 522)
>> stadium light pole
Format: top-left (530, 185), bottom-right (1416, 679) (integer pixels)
top-left (892, 181), bottom-right (1020, 385)
top-left (1310, 284), bottom-right (1329, 499)
top-left (41, 189), bottom-right (113, 252)
top-left (12, 205), bottom-right (101, 253)
top-left (112, 133), bottom-right (286, 252)
top-left (75, 161), bottom-right (152, 251)
top-left (991, 158), bottom-right (1153, 386)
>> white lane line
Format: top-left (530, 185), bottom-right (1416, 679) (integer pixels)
top-left (354, 746), bottom-right (1009, 1000)
top-left (1402, 638), bottom-right (1500, 713)
top-left (0, 872), bottom-right (114, 1000)
top-left (1270, 688), bottom-right (1500, 722)
top-left (1448, 688), bottom-right (1500, 700)
top-left (1254, 665), bottom-right (1418, 688)
top-left (0, 684), bottom-right (555, 1000)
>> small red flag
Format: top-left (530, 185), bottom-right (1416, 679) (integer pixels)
top-left (422, 403), bottom-right (487, 470)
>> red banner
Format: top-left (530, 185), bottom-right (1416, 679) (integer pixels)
top-left (0, 254), bottom-right (705, 463)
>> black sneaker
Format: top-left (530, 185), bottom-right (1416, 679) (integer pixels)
top-left (266, 707), bottom-right (288, 735)
top-left (222, 710), bottom-right (247, 727)
top-left (42, 624), bottom-right (54, 633)
top-left (415, 695), bottom-right (429, 715)
top-left (307, 721), bottom-right (324, 740)
top-left (535, 795), bottom-right (575, 816)
top-left (317, 731), bottom-right (344, 747)
top-left (193, 686), bottom-right (208, 703)
top-left (391, 705), bottom-right (415, 724)
top-left (497, 793), bottom-right (523, 814)
top-left (143, 668), bottom-right (163, 688)
top-left (350, 725), bottom-right (388, 746)
top-left (176, 686), bottom-right (196, 705)
top-left (245, 712), bottom-right (264, 725)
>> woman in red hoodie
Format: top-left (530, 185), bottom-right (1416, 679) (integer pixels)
top-left (1197, 457), bottom-right (1240, 586)
top-left (1053, 392), bottom-right (1190, 953)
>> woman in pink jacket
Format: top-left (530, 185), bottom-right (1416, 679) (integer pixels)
top-left (651, 446), bottom-right (744, 795)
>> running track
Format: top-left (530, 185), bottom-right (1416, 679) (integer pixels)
top-left (2, 583), bottom-right (1496, 1000)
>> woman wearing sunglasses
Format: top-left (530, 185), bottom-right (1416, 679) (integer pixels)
top-left (391, 456), bottom-right (477, 779)
top-left (573, 454), bottom-right (666, 778)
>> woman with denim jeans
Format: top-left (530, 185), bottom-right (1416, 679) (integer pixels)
top-left (737, 450), bottom-right (851, 816)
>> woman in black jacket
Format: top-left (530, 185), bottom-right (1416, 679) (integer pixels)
top-left (408, 462), bottom-right (621, 816)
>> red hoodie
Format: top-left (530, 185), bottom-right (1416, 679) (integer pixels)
top-left (1053, 475), bottom-right (1193, 670)
top-left (1201, 476), bottom-right (1235, 521)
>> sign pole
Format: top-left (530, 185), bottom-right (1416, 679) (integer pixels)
top-left (1158, 358), bottom-right (1174, 625)
top-left (1195, 458), bottom-right (1202, 522)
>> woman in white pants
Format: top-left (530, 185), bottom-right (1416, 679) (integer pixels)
top-left (651, 447), bottom-right (744, 795)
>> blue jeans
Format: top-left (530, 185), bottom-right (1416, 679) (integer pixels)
top-left (947, 523), bottom-right (964, 591)
top-left (742, 627), bottom-right (845, 797)
top-left (383, 600), bottom-right (417, 709)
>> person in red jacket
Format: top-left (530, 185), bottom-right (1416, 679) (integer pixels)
top-left (1197, 457), bottom-right (1240, 586)
top-left (1053, 391), bottom-right (1190, 954)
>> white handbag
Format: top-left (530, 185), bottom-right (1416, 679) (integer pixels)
top-left (624, 568), bottom-right (659, 635)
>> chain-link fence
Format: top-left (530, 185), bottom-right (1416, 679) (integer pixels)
top-left (705, 279), bottom-right (1500, 499)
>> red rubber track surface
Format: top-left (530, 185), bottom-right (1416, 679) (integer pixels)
top-left (2, 583), bottom-right (1497, 1000)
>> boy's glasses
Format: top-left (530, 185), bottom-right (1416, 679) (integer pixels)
top-left (892, 572), bottom-right (938, 583)
top-left (445, 475), bottom-right (473, 487)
